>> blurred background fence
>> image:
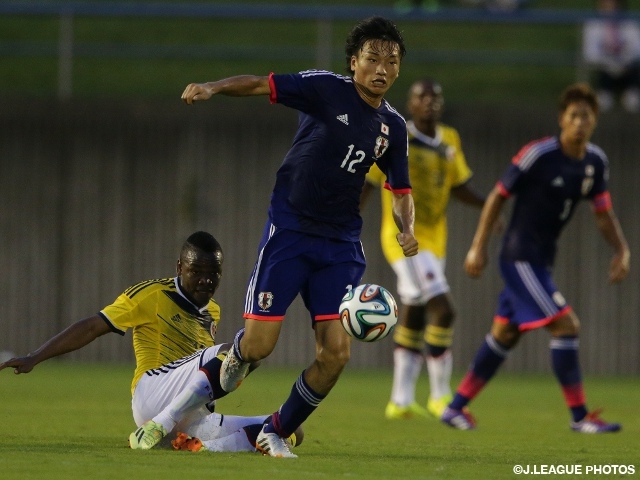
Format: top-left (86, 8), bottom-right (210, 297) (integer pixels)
top-left (1, 1), bottom-right (639, 375)
top-left (1, 98), bottom-right (638, 374)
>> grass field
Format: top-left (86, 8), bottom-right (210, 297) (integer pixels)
top-left (1, 0), bottom-right (639, 104)
top-left (1, 362), bottom-right (637, 480)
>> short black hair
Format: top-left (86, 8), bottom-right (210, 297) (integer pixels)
top-left (344, 16), bottom-right (406, 74)
top-left (559, 83), bottom-right (599, 116)
top-left (181, 231), bottom-right (223, 260)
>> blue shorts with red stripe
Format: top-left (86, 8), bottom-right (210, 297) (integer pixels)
top-left (243, 222), bottom-right (366, 326)
top-left (495, 260), bottom-right (572, 331)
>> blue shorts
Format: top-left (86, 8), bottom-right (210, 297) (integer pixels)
top-left (495, 260), bottom-right (572, 331)
top-left (243, 223), bottom-right (366, 326)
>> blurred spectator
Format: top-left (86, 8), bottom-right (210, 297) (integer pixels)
top-left (582, 0), bottom-right (640, 113)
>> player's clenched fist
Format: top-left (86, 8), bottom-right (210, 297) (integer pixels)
top-left (396, 232), bottom-right (418, 257)
top-left (181, 83), bottom-right (213, 104)
top-left (464, 246), bottom-right (487, 278)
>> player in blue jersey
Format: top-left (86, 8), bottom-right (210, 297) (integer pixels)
top-left (181, 17), bottom-right (418, 457)
top-left (441, 83), bottom-right (630, 433)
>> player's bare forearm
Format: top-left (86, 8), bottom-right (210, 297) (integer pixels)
top-left (392, 193), bottom-right (418, 256)
top-left (182, 75), bottom-right (270, 104)
top-left (0, 315), bottom-right (111, 374)
top-left (470, 186), bottom-right (505, 250)
top-left (465, 186), bottom-right (505, 277)
top-left (451, 182), bottom-right (485, 208)
top-left (594, 209), bottom-right (630, 283)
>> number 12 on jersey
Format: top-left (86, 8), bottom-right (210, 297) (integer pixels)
top-left (340, 144), bottom-right (366, 173)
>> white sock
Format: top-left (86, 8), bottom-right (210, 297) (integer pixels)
top-left (390, 348), bottom-right (423, 406)
top-left (152, 370), bottom-right (213, 433)
top-left (202, 430), bottom-right (256, 452)
top-left (426, 349), bottom-right (452, 400)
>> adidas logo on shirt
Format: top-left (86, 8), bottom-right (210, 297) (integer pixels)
top-left (551, 176), bottom-right (564, 187)
top-left (336, 114), bottom-right (349, 125)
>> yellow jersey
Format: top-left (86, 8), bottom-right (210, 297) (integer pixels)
top-left (99, 277), bottom-right (220, 395)
top-left (366, 121), bottom-right (472, 263)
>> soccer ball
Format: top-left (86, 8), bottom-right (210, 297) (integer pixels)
top-left (339, 284), bottom-right (398, 342)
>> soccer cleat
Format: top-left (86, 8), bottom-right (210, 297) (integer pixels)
top-left (129, 420), bottom-right (168, 449)
top-left (385, 401), bottom-right (428, 420)
top-left (219, 345), bottom-right (250, 393)
top-left (441, 406), bottom-right (476, 430)
top-left (171, 432), bottom-right (204, 452)
top-left (427, 394), bottom-right (453, 418)
top-left (571, 410), bottom-right (621, 433)
top-left (256, 425), bottom-right (298, 458)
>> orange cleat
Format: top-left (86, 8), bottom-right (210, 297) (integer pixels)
top-left (171, 432), bottom-right (204, 452)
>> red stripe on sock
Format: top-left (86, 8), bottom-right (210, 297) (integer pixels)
top-left (458, 372), bottom-right (486, 400)
top-left (561, 383), bottom-right (586, 408)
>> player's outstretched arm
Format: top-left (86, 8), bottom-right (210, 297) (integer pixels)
top-left (181, 75), bottom-right (271, 104)
top-left (464, 186), bottom-right (506, 278)
top-left (392, 192), bottom-right (418, 257)
top-left (593, 209), bottom-right (630, 284)
top-left (0, 315), bottom-right (111, 375)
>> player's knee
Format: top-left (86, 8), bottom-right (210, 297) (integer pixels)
top-left (240, 340), bottom-right (275, 362)
top-left (491, 323), bottom-right (520, 348)
top-left (432, 308), bottom-right (455, 328)
top-left (318, 344), bottom-right (350, 374)
top-left (547, 313), bottom-right (580, 336)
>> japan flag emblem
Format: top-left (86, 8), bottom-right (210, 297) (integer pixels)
top-left (381, 123), bottom-right (389, 135)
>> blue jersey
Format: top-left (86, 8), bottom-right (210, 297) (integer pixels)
top-left (268, 70), bottom-right (410, 241)
top-left (498, 136), bottom-right (611, 266)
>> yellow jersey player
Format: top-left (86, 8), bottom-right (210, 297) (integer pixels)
top-left (0, 231), bottom-right (303, 452)
top-left (363, 79), bottom-right (487, 420)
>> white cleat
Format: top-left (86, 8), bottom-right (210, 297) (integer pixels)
top-left (256, 425), bottom-right (298, 458)
top-left (219, 345), bottom-right (250, 393)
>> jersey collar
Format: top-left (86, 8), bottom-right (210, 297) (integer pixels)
top-left (407, 120), bottom-right (442, 148)
top-left (174, 277), bottom-right (210, 313)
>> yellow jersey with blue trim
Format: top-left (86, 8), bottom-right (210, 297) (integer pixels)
top-left (366, 121), bottom-right (472, 263)
top-left (98, 277), bottom-right (220, 395)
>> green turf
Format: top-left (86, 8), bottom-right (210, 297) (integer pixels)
top-left (1, 362), bottom-right (637, 479)
top-left (1, 1), bottom-right (639, 104)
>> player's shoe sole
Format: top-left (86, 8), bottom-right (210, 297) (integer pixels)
top-left (129, 420), bottom-right (167, 449)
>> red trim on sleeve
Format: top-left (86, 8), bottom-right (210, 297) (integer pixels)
top-left (511, 137), bottom-right (551, 165)
top-left (383, 182), bottom-right (411, 194)
top-left (591, 191), bottom-right (612, 213)
top-left (243, 313), bottom-right (285, 322)
top-left (496, 181), bottom-right (511, 198)
top-left (268, 72), bottom-right (277, 104)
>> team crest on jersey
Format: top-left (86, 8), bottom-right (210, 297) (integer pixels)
top-left (258, 292), bottom-right (274, 311)
top-left (581, 164), bottom-right (595, 195)
top-left (171, 313), bottom-right (182, 323)
top-left (374, 136), bottom-right (389, 158)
